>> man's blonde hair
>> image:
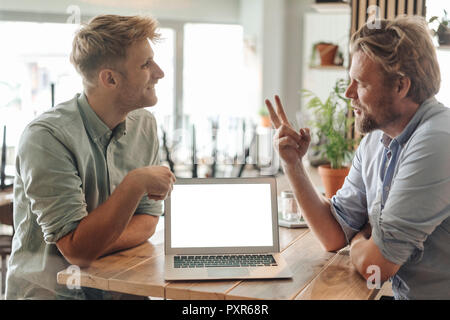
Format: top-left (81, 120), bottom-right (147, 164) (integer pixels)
top-left (350, 15), bottom-right (440, 104)
top-left (70, 14), bottom-right (160, 89)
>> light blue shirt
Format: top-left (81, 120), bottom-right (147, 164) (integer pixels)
top-left (6, 93), bottom-right (162, 299)
top-left (330, 97), bottom-right (450, 300)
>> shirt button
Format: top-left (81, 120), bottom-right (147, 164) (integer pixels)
top-left (384, 186), bottom-right (390, 191)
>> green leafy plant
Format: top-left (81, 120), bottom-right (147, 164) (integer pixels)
top-left (258, 106), bottom-right (269, 117)
top-left (429, 10), bottom-right (448, 33)
top-left (429, 10), bottom-right (449, 43)
top-left (302, 78), bottom-right (358, 169)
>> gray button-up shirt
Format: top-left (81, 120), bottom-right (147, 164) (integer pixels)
top-left (331, 97), bottom-right (450, 300)
top-left (6, 93), bottom-right (162, 299)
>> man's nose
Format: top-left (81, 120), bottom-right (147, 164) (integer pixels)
top-left (154, 63), bottom-right (164, 80)
top-left (345, 80), bottom-right (356, 100)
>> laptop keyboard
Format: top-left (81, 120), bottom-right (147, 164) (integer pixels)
top-left (173, 254), bottom-right (277, 268)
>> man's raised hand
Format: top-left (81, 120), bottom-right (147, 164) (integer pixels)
top-left (265, 95), bottom-right (311, 166)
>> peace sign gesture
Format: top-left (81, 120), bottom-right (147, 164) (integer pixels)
top-left (265, 95), bottom-right (311, 166)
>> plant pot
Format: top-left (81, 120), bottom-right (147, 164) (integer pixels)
top-left (316, 43), bottom-right (338, 66)
top-left (438, 29), bottom-right (450, 45)
top-left (260, 115), bottom-right (271, 128)
top-left (318, 164), bottom-right (350, 198)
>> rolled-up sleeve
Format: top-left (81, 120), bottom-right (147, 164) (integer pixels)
top-left (135, 197), bottom-right (163, 216)
top-left (330, 143), bottom-right (369, 244)
top-left (372, 130), bottom-right (450, 265)
top-left (17, 124), bottom-right (88, 244)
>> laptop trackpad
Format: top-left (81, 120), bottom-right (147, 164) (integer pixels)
top-left (207, 268), bottom-right (249, 278)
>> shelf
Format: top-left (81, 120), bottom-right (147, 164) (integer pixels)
top-left (310, 2), bottom-right (351, 14)
top-left (309, 65), bottom-right (347, 70)
top-left (437, 45), bottom-right (450, 51)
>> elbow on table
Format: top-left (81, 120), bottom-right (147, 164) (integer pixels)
top-left (58, 247), bottom-right (96, 268)
top-left (359, 263), bottom-right (393, 283)
top-left (64, 255), bottom-right (94, 269)
top-left (321, 243), bottom-right (345, 253)
top-left (56, 236), bottom-right (97, 268)
top-left (354, 255), bottom-right (399, 283)
top-left (319, 235), bottom-right (347, 253)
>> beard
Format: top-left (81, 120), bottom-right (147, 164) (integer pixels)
top-left (117, 82), bottom-right (157, 111)
top-left (356, 112), bottom-right (381, 134)
top-left (355, 93), bottom-right (402, 134)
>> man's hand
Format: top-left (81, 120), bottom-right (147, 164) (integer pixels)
top-left (265, 95), bottom-right (311, 166)
top-left (130, 165), bottom-right (176, 201)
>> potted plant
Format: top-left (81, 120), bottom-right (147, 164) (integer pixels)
top-left (258, 106), bottom-right (271, 127)
top-left (302, 78), bottom-right (359, 198)
top-left (429, 10), bottom-right (450, 46)
top-left (311, 42), bottom-right (339, 67)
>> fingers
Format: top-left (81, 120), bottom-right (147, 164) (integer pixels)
top-left (162, 165), bottom-right (177, 183)
top-left (264, 99), bottom-right (281, 129)
top-left (277, 124), bottom-right (303, 146)
top-left (148, 193), bottom-right (167, 201)
top-left (265, 95), bottom-right (291, 130)
top-left (274, 95), bottom-right (290, 125)
top-left (299, 128), bottom-right (311, 143)
top-left (277, 136), bottom-right (301, 151)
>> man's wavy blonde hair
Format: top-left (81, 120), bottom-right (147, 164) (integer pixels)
top-left (350, 15), bottom-right (440, 104)
top-left (70, 14), bottom-right (160, 89)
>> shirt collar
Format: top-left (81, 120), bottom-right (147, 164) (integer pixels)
top-left (77, 93), bottom-right (128, 144)
top-left (380, 96), bottom-right (438, 149)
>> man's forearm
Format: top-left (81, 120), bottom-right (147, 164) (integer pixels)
top-left (283, 161), bottom-right (347, 252)
top-left (100, 214), bottom-right (159, 257)
top-left (57, 173), bottom-right (145, 267)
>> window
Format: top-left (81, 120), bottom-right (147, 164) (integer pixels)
top-left (0, 22), bottom-right (176, 177)
top-left (183, 23), bottom-right (253, 119)
top-left (0, 21), bottom-right (82, 153)
top-left (146, 28), bottom-right (175, 128)
top-left (174, 23), bottom-right (260, 171)
top-left (0, 20), bottom-right (261, 178)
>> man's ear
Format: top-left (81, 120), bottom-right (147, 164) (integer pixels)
top-left (98, 69), bottom-right (118, 89)
top-left (397, 76), bottom-right (411, 99)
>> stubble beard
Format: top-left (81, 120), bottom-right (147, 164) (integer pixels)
top-left (355, 94), bottom-right (401, 135)
top-left (118, 83), bottom-right (157, 111)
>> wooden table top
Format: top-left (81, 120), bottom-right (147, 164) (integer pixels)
top-left (57, 219), bottom-right (378, 300)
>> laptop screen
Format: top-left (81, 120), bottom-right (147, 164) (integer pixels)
top-left (165, 178), bottom-right (279, 254)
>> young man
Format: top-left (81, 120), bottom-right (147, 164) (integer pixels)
top-left (6, 15), bottom-right (176, 299)
top-left (266, 16), bottom-right (449, 299)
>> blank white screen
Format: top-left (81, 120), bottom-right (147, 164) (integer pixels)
top-left (170, 183), bottom-right (273, 248)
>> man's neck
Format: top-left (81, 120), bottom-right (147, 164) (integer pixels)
top-left (84, 90), bottom-right (127, 130)
top-left (382, 100), bottom-right (420, 139)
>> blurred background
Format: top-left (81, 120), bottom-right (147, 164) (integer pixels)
top-left (0, 0), bottom-right (448, 180)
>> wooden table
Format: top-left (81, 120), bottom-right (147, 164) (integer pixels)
top-left (57, 219), bottom-right (379, 300)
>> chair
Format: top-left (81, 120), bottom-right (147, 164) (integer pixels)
top-left (0, 234), bottom-right (12, 295)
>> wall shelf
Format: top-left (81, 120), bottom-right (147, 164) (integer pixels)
top-left (437, 45), bottom-right (450, 51)
top-left (310, 2), bottom-right (351, 14)
top-left (309, 65), bottom-right (347, 70)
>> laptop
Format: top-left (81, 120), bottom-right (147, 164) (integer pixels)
top-left (164, 177), bottom-right (293, 281)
